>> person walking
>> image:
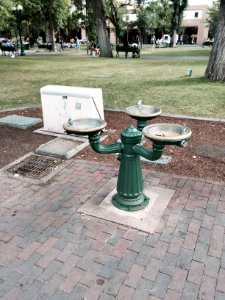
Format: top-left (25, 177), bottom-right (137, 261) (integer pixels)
top-left (75, 36), bottom-right (80, 52)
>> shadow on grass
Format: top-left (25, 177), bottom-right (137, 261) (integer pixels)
top-left (141, 76), bottom-right (218, 88)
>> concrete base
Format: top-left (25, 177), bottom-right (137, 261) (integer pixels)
top-left (78, 178), bottom-right (174, 233)
top-left (0, 115), bottom-right (42, 129)
top-left (141, 155), bottom-right (172, 165)
top-left (36, 138), bottom-right (89, 159)
top-left (34, 127), bottom-right (88, 140)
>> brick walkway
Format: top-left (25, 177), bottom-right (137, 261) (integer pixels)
top-left (1, 159), bottom-right (225, 300)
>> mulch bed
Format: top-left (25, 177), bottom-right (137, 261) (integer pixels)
top-left (1, 106), bottom-right (225, 182)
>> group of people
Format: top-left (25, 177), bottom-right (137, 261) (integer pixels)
top-left (89, 41), bottom-right (100, 56)
top-left (59, 36), bottom-right (80, 52)
top-left (59, 38), bottom-right (100, 56)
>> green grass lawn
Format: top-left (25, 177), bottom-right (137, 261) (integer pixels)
top-left (140, 45), bottom-right (211, 56)
top-left (0, 45), bottom-right (224, 118)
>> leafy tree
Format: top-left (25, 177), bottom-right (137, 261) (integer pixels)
top-left (104, 0), bottom-right (129, 44)
top-left (136, 0), bottom-right (172, 43)
top-left (64, 10), bottom-right (83, 41)
top-left (0, 0), bottom-right (14, 33)
top-left (170, 0), bottom-right (188, 46)
top-left (205, 0), bottom-right (225, 81)
top-left (156, 0), bottom-right (173, 34)
top-left (136, 2), bottom-right (158, 42)
top-left (39, 0), bottom-right (69, 50)
top-left (71, 0), bottom-right (112, 56)
top-left (207, 0), bottom-right (220, 38)
top-left (16, 0), bottom-right (69, 49)
top-left (91, 0), bottom-right (113, 57)
top-left (80, 0), bottom-right (97, 42)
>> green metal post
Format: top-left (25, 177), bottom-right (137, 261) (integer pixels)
top-left (88, 133), bottom-right (122, 154)
top-left (88, 125), bottom-right (165, 211)
top-left (136, 119), bottom-right (147, 132)
top-left (112, 125), bottom-right (148, 211)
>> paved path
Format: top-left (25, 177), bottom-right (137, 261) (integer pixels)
top-left (23, 49), bottom-right (208, 60)
top-left (26, 51), bottom-right (208, 60)
top-left (1, 159), bottom-right (225, 299)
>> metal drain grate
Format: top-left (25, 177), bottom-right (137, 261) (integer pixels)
top-left (8, 154), bottom-right (62, 179)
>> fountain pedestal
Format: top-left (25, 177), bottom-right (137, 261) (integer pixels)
top-left (112, 125), bottom-right (149, 211)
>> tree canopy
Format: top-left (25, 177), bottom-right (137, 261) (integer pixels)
top-left (104, 0), bottom-right (128, 43)
top-left (135, 0), bottom-right (187, 46)
top-left (0, 0), bottom-right (14, 32)
top-left (207, 0), bottom-right (220, 38)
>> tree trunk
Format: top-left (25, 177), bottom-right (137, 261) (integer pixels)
top-left (91, 0), bottom-right (113, 57)
top-left (171, 0), bottom-right (187, 47)
top-left (171, 2), bottom-right (179, 47)
top-left (172, 29), bottom-right (177, 47)
top-left (49, 16), bottom-right (56, 52)
top-left (205, 0), bottom-right (225, 81)
top-left (47, 16), bottom-right (56, 52)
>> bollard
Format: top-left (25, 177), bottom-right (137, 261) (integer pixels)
top-left (187, 68), bottom-right (192, 76)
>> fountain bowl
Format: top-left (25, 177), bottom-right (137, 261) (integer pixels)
top-left (63, 118), bottom-right (107, 135)
top-left (143, 123), bottom-right (192, 143)
top-left (126, 104), bottom-right (162, 120)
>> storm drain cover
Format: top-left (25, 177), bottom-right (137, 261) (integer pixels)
top-left (7, 154), bottom-right (62, 179)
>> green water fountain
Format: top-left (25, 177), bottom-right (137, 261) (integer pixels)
top-left (64, 107), bottom-right (191, 212)
top-left (126, 100), bottom-right (162, 132)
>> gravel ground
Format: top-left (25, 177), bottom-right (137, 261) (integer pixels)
top-left (1, 107), bottom-right (225, 182)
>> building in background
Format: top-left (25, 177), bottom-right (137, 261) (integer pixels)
top-left (182, 0), bottom-right (215, 44)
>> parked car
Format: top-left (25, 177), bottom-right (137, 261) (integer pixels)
top-left (161, 34), bottom-right (171, 45)
top-left (202, 39), bottom-right (214, 47)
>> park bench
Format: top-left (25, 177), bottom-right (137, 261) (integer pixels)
top-left (86, 44), bottom-right (100, 56)
top-left (202, 41), bottom-right (213, 47)
top-left (37, 43), bottom-right (53, 51)
top-left (155, 42), bottom-right (169, 48)
top-left (116, 44), bottom-right (140, 58)
top-left (0, 43), bottom-right (16, 55)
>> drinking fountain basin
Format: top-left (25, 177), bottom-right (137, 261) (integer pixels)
top-left (126, 104), bottom-right (162, 120)
top-left (143, 123), bottom-right (192, 144)
top-left (64, 118), bottom-right (107, 135)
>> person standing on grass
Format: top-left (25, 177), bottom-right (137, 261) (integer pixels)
top-left (151, 35), bottom-right (156, 48)
top-left (75, 36), bottom-right (80, 52)
top-left (60, 40), bottom-right (64, 51)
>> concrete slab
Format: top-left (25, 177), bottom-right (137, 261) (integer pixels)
top-left (36, 138), bottom-right (89, 159)
top-left (34, 127), bottom-right (88, 141)
top-left (141, 155), bottom-right (172, 165)
top-left (78, 178), bottom-right (174, 233)
top-left (0, 114), bottom-right (42, 129)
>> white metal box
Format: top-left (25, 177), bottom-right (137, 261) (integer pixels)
top-left (40, 85), bottom-right (104, 133)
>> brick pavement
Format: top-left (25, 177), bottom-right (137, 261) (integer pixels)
top-left (0, 159), bottom-right (225, 299)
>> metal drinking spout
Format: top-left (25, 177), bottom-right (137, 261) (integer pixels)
top-left (178, 140), bottom-right (188, 147)
top-left (68, 118), bottom-right (73, 125)
top-left (136, 100), bottom-right (142, 111)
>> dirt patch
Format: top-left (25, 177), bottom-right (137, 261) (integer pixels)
top-left (1, 107), bottom-right (225, 182)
